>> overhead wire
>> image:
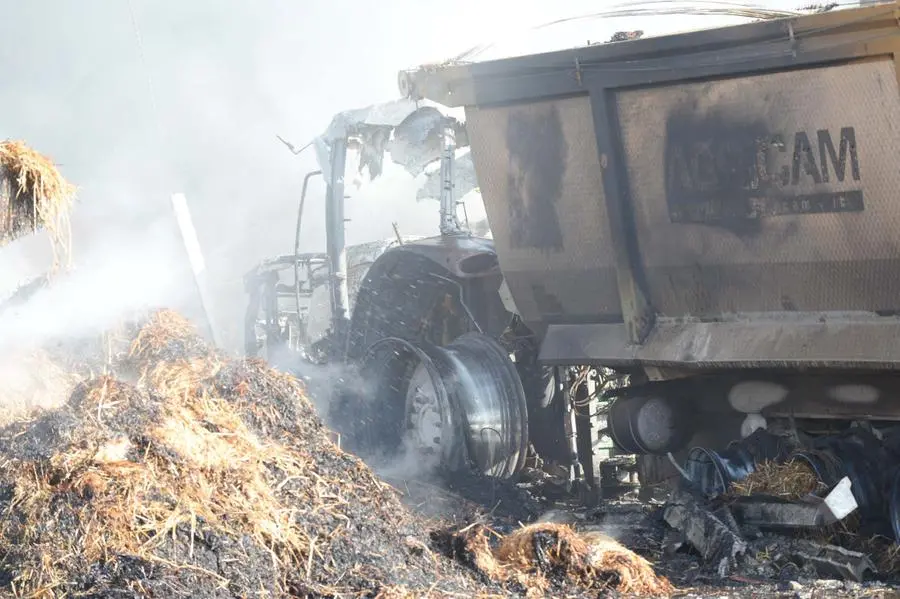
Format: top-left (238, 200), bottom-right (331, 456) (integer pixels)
top-left (126, 0), bottom-right (165, 151)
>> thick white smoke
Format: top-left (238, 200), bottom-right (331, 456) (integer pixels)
top-left (0, 219), bottom-right (197, 357)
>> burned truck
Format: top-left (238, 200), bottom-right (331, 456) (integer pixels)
top-left (260, 3), bottom-right (900, 499)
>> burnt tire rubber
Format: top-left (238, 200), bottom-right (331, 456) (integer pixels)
top-left (517, 361), bottom-right (569, 465)
top-left (329, 339), bottom-right (440, 465)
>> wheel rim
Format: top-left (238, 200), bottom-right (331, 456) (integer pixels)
top-left (403, 362), bottom-right (446, 469)
top-left (441, 333), bottom-right (529, 479)
top-left (356, 333), bottom-right (529, 480)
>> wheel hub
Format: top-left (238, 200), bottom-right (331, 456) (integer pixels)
top-left (404, 363), bottom-right (445, 460)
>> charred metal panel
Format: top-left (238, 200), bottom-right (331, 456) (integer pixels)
top-left (617, 59), bottom-right (900, 317)
top-left (505, 107), bottom-right (566, 251)
top-left (387, 235), bottom-right (499, 279)
top-left (407, 4), bottom-right (900, 370)
top-left (465, 96), bottom-right (622, 326)
top-left (539, 317), bottom-right (900, 370)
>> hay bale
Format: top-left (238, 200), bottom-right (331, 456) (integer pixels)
top-left (0, 310), bottom-right (463, 598)
top-left (0, 140), bottom-right (75, 266)
top-left (460, 522), bottom-right (674, 597)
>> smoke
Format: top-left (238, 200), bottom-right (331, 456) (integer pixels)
top-left (0, 348), bottom-right (79, 423)
top-left (288, 360), bottom-right (355, 418)
top-left (290, 350), bottom-right (449, 484)
top-left (0, 216), bottom-right (199, 356)
top-left (0, 198), bottom-right (205, 421)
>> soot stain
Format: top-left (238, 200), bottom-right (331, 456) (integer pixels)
top-left (506, 106), bottom-right (568, 252)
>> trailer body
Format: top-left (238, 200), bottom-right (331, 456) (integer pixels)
top-left (402, 5), bottom-right (900, 375)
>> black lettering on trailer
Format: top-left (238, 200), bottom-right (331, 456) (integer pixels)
top-left (663, 111), bottom-right (864, 228)
top-left (506, 106), bottom-right (567, 251)
top-left (818, 127), bottom-right (861, 183)
top-left (791, 131), bottom-right (823, 185)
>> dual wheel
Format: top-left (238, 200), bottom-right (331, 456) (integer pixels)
top-left (338, 333), bottom-right (529, 480)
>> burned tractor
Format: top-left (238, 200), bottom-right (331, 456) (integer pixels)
top-left (244, 98), bottom-right (613, 491)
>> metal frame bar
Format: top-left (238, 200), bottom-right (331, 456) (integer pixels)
top-left (587, 89), bottom-right (654, 343)
top-left (325, 138), bottom-right (350, 335)
top-left (295, 169), bottom-right (322, 326)
top-left (408, 5), bottom-right (899, 107)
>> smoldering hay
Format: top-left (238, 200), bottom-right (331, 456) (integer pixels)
top-left (0, 310), bottom-right (437, 598)
top-left (0, 310), bottom-right (674, 598)
top-left (0, 140), bottom-right (75, 268)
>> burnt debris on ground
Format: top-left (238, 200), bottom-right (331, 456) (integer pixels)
top-left (409, 427), bottom-right (900, 598)
top-left (633, 426), bottom-right (900, 597)
top-left (0, 310), bottom-right (678, 599)
top-left (7, 311), bottom-right (900, 597)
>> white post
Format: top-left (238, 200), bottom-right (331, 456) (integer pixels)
top-left (170, 193), bottom-right (220, 347)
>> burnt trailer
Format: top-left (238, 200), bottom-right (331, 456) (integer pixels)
top-left (360, 2), bottom-right (900, 490)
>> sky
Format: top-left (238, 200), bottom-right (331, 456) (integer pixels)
top-left (0, 0), bottom-right (853, 351)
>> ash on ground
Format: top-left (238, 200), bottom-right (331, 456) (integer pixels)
top-left (375, 427), bottom-right (900, 598)
top-left (385, 439), bottom-right (900, 598)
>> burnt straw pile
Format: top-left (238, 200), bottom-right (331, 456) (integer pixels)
top-left (0, 311), bottom-right (448, 597)
top-left (0, 310), bottom-right (672, 598)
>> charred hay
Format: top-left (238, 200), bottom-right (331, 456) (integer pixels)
top-left (438, 521), bottom-right (674, 597)
top-left (0, 311), bottom-right (475, 598)
top-left (0, 309), bottom-right (692, 598)
top-left (729, 459), bottom-right (824, 501)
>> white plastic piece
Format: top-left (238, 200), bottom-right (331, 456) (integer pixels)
top-left (740, 413), bottom-right (767, 438)
top-left (171, 193), bottom-right (206, 276)
top-left (497, 278), bottom-right (519, 316)
top-left (728, 381), bottom-right (789, 413)
top-left (820, 476), bottom-right (858, 524)
top-left (826, 384), bottom-right (879, 405)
